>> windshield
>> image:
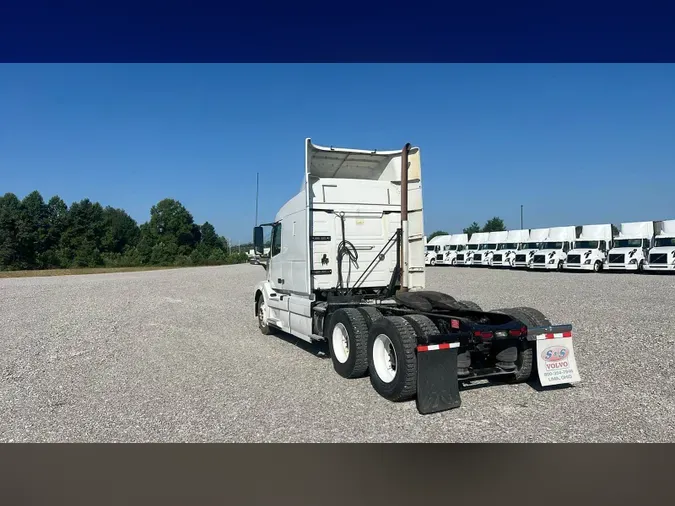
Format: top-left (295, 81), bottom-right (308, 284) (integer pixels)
top-left (614, 239), bottom-right (644, 248)
top-left (445, 245), bottom-right (458, 251)
top-left (480, 243), bottom-right (497, 250)
top-left (575, 240), bottom-right (599, 249)
top-left (521, 242), bottom-right (540, 249)
top-left (425, 245), bottom-right (437, 252)
top-left (655, 237), bottom-right (675, 247)
top-left (467, 244), bottom-right (479, 250)
top-left (498, 243), bottom-right (519, 250)
top-left (541, 242), bottom-right (563, 250)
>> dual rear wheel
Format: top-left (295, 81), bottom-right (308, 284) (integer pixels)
top-left (327, 307), bottom-right (443, 402)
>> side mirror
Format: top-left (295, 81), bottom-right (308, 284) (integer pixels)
top-left (253, 226), bottom-right (264, 255)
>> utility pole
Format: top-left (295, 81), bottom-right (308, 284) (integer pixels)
top-left (255, 172), bottom-right (259, 227)
top-left (520, 205), bottom-right (524, 229)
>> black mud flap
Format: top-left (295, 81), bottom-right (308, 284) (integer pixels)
top-left (415, 346), bottom-right (461, 415)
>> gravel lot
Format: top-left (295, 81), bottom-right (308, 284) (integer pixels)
top-left (1, 264), bottom-right (674, 442)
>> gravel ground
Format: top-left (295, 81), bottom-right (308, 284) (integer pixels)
top-left (1, 264), bottom-right (674, 442)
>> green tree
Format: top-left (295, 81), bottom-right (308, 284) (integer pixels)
top-left (428, 230), bottom-right (449, 241)
top-left (463, 222), bottom-right (481, 236)
top-left (0, 193), bottom-right (23, 270)
top-left (482, 217), bottom-right (506, 232)
top-left (18, 191), bottom-right (49, 268)
top-left (42, 196), bottom-right (69, 268)
top-left (58, 199), bottom-right (106, 267)
top-left (101, 206), bottom-right (140, 254)
top-left (147, 198), bottom-right (199, 250)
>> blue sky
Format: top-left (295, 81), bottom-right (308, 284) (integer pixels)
top-left (1, 64), bottom-right (674, 242)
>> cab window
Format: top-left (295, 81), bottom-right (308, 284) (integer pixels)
top-left (271, 223), bottom-right (282, 257)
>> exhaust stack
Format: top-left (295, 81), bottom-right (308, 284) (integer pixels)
top-left (400, 143), bottom-right (411, 293)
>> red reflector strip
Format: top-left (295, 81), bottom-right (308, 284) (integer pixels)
top-left (538, 331), bottom-right (573, 340)
top-left (473, 331), bottom-right (493, 339)
top-left (417, 342), bottom-right (460, 352)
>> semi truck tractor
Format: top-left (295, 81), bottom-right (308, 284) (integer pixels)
top-left (513, 228), bottom-right (549, 269)
top-left (530, 226), bottom-right (577, 271)
top-left (425, 234), bottom-right (452, 266)
top-left (457, 231), bottom-right (488, 266)
top-left (252, 139), bottom-right (580, 414)
top-left (604, 221), bottom-right (654, 272)
top-left (644, 220), bottom-right (675, 272)
top-left (474, 230), bottom-right (508, 267)
top-left (563, 223), bottom-right (613, 272)
top-left (439, 233), bottom-right (468, 266)
top-left (490, 229), bottom-right (529, 268)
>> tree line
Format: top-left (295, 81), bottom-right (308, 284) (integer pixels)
top-left (428, 217), bottom-right (506, 241)
top-left (0, 191), bottom-right (249, 271)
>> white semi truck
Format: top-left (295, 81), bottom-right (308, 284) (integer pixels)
top-left (491, 229), bottom-right (531, 268)
top-left (563, 223), bottom-right (613, 272)
top-left (604, 221), bottom-right (654, 272)
top-left (457, 231), bottom-right (488, 266)
top-left (438, 233), bottom-right (469, 266)
top-left (425, 234), bottom-right (453, 266)
top-left (473, 230), bottom-right (508, 267)
top-left (644, 220), bottom-right (675, 272)
top-left (530, 226), bottom-right (577, 271)
top-left (512, 228), bottom-right (549, 269)
top-left (252, 139), bottom-right (579, 414)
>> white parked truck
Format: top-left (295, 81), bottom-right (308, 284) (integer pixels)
top-left (457, 231), bottom-right (488, 266)
top-left (530, 226), bottom-right (577, 270)
top-left (644, 220), bottom-right (675, 272)
top-left (425, 234), bottom-right (452, 266)
top-left (252, 139), bottom-right (579, 414)
top-left (513, 228), bottom-right (549, 269)
top-left (438, 233), bottom-right (469, 266)
top-left (604, 221), bottom-right (654, 272)
top-left (492, 229), bottom-right (531, 268)
top-left (473, 230), bottom-right (508, 267)
top-left (563, 223), bottom-right (613, 272)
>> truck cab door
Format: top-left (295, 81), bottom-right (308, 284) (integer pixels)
top-left (265, 221), bottom-right (290, 329)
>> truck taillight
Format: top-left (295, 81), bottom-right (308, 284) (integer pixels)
top-left (474, 331), bottom-right (493, 339)
top-left (509, 326), bottom-right (527, 337)
top-left (451, 319), bottom-right (460, 329)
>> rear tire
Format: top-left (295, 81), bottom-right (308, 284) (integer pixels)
top-left (491, 306), bottom-right (550, 383)
top-left (402, 314), bottom-right (438, 344)
top-left (368, 316), bottom-right (418, 402)
top-left (357, 306), bottom-right (383, 328)
top-left (328, 308), bottom-right (370, 379)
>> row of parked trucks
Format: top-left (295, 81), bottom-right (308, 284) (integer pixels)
top-left (424, 220), bottom-right (675, 272)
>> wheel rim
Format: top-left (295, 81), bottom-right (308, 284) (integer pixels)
top-left (372, 333), bottom-right (397, 383)
top-left (332, 323), bottom-right (350, 364)
top-left (258, 299), bottom-right (266, 327)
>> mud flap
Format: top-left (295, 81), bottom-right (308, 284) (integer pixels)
top-left (535, 331), bottom-right (581, 387)
top-left (415, 343), bottom-right (461, 414)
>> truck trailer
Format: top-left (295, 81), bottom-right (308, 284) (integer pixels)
top-left (530, 226), bottom-right (577, 271)
top-left (457, 231), bottom-right (488, 266)
top-left (491, 229), bottom-right (530, 268)
top-left (473, 231), bottom-right (508, 267)
top-left (644, 220), bottom-right (675, 272)
top-left (252, 139), bottom-right (580, 414)
top-left (604, 221), bottom-right (654, 272)
top-left (563, 223), bottom-right (613, 272)
top-left (513, 228), bottom-right (549, 269)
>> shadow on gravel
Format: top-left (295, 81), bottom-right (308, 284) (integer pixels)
top-left (272, 331), bottom-right (330, 359)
